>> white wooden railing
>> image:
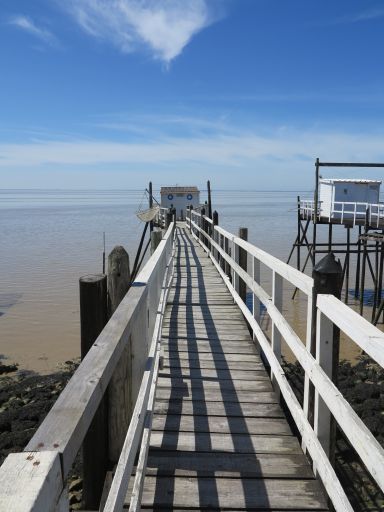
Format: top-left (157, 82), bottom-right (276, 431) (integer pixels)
top-left (300, 199), bottom-right (384, 227)
top-left (187, 208), bottom-right (384, 512)
top-left (0, 223), bottom-right (176, 512)
top-left (155, 207), bottom-right (169, 228)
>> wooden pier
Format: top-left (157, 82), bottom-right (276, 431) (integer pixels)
top-left (1, 210), bottom-right (384, 512)
top-left (134, 226), bottom-right (327, 510)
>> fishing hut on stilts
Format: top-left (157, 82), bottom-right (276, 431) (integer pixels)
top-left (288, 159), bottom-right (384, 324)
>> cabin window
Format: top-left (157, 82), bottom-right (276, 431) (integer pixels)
top-left (343, 188), bottom-right (348, 194)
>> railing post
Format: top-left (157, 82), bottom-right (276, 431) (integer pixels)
top-left (200, 207), bottom-right (206, 245)
top-left (190, 206), bottom-right (194, 234)
top-left (271, 271), bottom-right (283, 391)
top-left (225, 236), bottom-right (231, 279)
top-left (212, 211), bottom-right (219, 261)
top-left (304, 253), bottom-right (342, 464)
top-left (252, 257), bottom-right (261, 352)
top-left (107, 247), bottom-right (131, 465)
top-left (238, 228), bottom-right (248, 304)
top-left (314, 309), bottom-right (334, 462)
top-left (79, 274), bottom-right (108, 510)
top-left (233, 239), bottom-right (240, 295)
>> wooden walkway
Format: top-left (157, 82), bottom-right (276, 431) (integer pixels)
top-left (125, 225), bottom-right (328, 510)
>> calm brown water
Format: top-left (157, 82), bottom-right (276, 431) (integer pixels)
top-left (0, 189), bottom-right (380, 373)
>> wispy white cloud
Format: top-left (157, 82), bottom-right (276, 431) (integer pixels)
top-left (333, 7), bottom-right (384, 25)
top-left (1, 127), bottom-right (384, 183)
top-left (62, 0), bottom-right (222, 63)
top-left (9, 15), bottom-right (57, 45)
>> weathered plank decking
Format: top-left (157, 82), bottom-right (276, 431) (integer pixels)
top-left (125, 226), bottom-right (328, 510)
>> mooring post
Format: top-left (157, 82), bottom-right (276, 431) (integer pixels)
top-left (238, 228), bottom-right (248, 304)
top-left (151, 230), bottom-right (163, 255)
top-left (297, 195), bottom-right (301, 271)
top-left (107, 247), bottom-right (131, 465)
top-left (148, 181), bottom-right (154, 233)
top-left (207, 180), bottom-right (213, 219)
top-left (305, 253), bottom-right (342, 467)
top-left (79, 274), bottom-right (108, 510)
top-left (166, 210), bottom-right (172, 229)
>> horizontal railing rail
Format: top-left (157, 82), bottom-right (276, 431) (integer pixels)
top-left (187, 208), bottom-right (384, 512)
top-left (0, 222), bottom-right (176, 512)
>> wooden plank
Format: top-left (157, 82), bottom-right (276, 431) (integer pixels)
top-left (135, 476), bottom-right (327, 510)
top-left (157, 377), bottom-right (273, 392)
top-left (145, 451), bottom-right (314, 478)
top-left (166, 352), bottom-right (261, 363)
top-left (152, 414), bottom-right (292, 435)
top-left (149, 431), bottom-right (302, 454)
top-left (158, 368), bottom-right (268, 381)
top-left (153, 399), bottom-right (284, 418)
top-left (164, 359), bottom-right (264, 370)
top-left (155, 387), bottom-right (278, 403)
top-left (164, 346), bottom-right (257, 356)
top-left (0, 451), bottom-right (62, 512)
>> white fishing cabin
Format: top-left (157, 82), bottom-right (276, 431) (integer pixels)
top-left (160, 186), bottom-right (200, 220)
top-left (318, 178), bottom-right (382, 224)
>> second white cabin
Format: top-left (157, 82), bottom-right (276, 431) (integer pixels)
top-left (319, 178), bottom-right (382, 222)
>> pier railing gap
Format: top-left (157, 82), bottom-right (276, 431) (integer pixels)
top-left (187, 209), bottom-right (384, 512)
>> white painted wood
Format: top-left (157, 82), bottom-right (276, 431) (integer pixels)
top-left (102, 232), bottom-right (175, 512)
top-left (271, 271), bottom-right (283, 390)
top-left (209, 243), bottom-right (384, 499)
top-left (215, 225), bottom-right (313, 295)
top-left (233, 240), bottom-right (240, 295)
top-left (314, 309), bottom-right (334, 460)
top-left (317, 294), bottom-right (384, 367)
top-left (302, 293), bottom-right (313, 453)
top-left (0, 451), bottom-right (63, 512)
top-left (205, 253), bottom-right (354, 512)
top-left (128, 348), bottom-right (160, 512)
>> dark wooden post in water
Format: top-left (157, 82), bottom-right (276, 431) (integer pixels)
top-left (238, 228), bottom-right (248, 304)
top-left (307, 253), bottom-right (342, 466)
top-left (148, 181), bottom-right (154, 233)
top-left (207, 180), bottom-right (213, 219)
top-left (79, 274), bottom-right (108, 510)
top-left (107, 247), bottom-right (131, 465)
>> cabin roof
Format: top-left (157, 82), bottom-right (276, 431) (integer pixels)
top-left (320, 178), bottom-right (382, 185)
top-left (160, 186), bottom-right (199, 194)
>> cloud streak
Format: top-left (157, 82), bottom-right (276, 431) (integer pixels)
top-left (62, 0), bottom-right (220, 63)
top-left (2, 128), bottom-right (384, 178)
top-left (333, 7), bottom-right (384, 25)
top-left (9, 15), bottom-right (57, 45)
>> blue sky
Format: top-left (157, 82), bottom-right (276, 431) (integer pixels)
top-left (1, 0), bottom-right (384, 190)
